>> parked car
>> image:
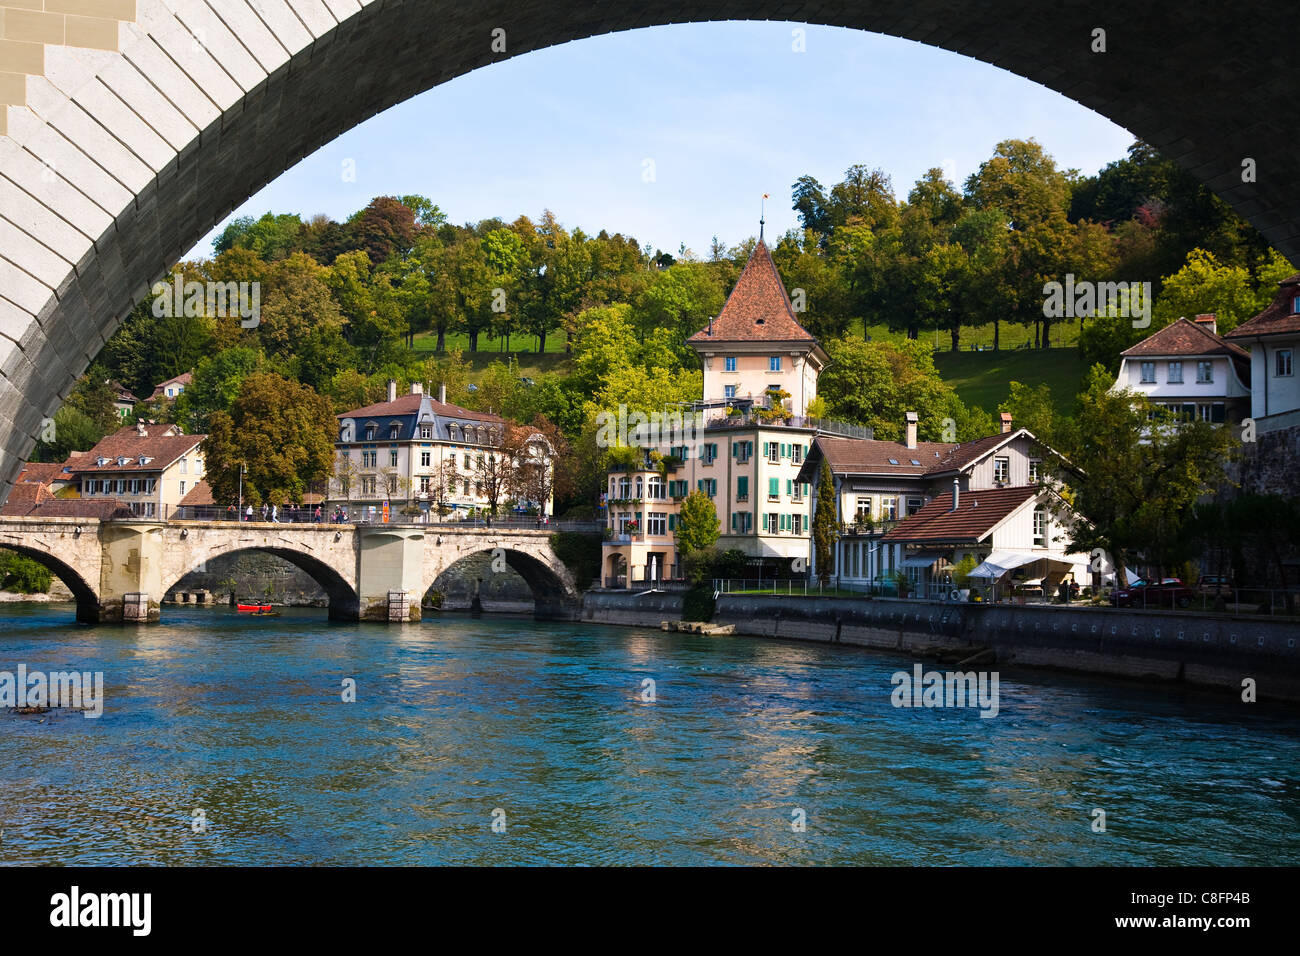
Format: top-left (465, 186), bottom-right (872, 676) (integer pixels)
top-left (1110, 578), bottom-right (1195, 609)
top-left (1197, 574), bottom-right (1232, 594)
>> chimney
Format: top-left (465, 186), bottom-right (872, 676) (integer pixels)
top-left (136, 421), bottom-right (147, 437)
top-left (1000, 412), bottom-right (1013, 434)
top-left (410, 382), bottom-right (423, 396)
top-left (438, 382), bottom-right (447, 404)
top-left (387, 379), bottom-right (397, 403)
top-left (951, 478), bottom-right (960, 511)
top-left (904, 411), bottom-right (918, 450)
top-left (1194, 313), bottom-right (1217, 335)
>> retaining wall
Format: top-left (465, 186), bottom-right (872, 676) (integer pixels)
top-left (585, 590), bottom-right (1300, 702)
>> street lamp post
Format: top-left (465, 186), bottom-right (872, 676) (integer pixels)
top-left (237, 462), bottom-right (244, 522)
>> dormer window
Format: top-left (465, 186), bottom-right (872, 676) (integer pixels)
top-left (96, 457), bottom-right (109, 467)
top-left (364, 424), bottom-right (376, 441)
top-left (1293, 296), bottom-right (1300, 315)
top-left (389, 424), bottom-right (401, 440)
top-left (117, 456), bottom-right (128, 467)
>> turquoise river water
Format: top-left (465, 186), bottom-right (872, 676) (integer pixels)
top-left (1, 604), bottom-right (1297, 865)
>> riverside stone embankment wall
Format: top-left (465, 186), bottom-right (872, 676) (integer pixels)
top-left (581, 591), bottom-right (1300, 702)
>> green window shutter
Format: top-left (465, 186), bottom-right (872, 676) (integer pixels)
top-left (668, 514), bottom-right (676, 531)
top-left (731, 513), bottom-right (737, 530)
top-left (786, 479), bottom-right (792, 495)
top-left (768, 477), bottom-right (778, 497)
top-left (738, 476), bottom-right (748, 496)
top-left (732, 442), bottom-right (738, 457)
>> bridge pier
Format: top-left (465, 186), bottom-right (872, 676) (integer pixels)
top-left (98, 522), bottom-right (166, 623)
top-left (358, 526), bottom-right (425, 623)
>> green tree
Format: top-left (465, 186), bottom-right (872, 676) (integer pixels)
top-left (676, 489), bottom-right (720, 555)
top-left (204, 372), bottom-right (335, 507)
top-left (812, 458), bottom-right (838, 586)
top-left (175, 347), bottom-right (264, 434)
top-left (1046, 366), bottom-right (1238, 582)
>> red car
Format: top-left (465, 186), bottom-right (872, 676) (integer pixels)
top-left (1109, 578), bottom-right (1195, 609)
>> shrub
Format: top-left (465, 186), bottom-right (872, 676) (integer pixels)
top-left (0, 549), bottom-right (52, 594)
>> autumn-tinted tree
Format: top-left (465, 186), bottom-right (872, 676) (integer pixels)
top-left (204, 372), bottom-right (335, 507)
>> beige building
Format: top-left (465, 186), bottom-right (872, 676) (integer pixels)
top-left (68, 423), bottom-right (206, 518)
top-left (332, 381), bottom-right (553, 519)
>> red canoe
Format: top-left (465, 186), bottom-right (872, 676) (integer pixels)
top-left (236, 604), bottom-right (272, 612)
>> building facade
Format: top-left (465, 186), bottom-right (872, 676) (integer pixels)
top-left (1113, 314), bottom-right (1251, 426)
top-left (798, 414), bottom-right (1088, 598)
top-left (68, 422), bottom-right (206, 518)
top-left (601, 239), bottom-right (835, 586)
top-left (332, 381), bottom-right (552, 519)
top-left (1225, 272), bottom-right (1300, 432)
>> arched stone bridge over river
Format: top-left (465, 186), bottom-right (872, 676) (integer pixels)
top-left (0, 516), bottom-right (578, 623)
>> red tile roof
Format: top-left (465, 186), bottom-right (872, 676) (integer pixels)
top-left (687, 240), bottom-right (816, 345)
top-left (882, 485), bottom-right (1039, 543)
top-left (148, 372), bottom-right (192, 400)
top-left (0, 482), bottom-right (53, 515)
top-left (1226, 272), bottom-right (1300, 340)
top-left (1, 490), bottom-right (132, 519)
top-left (179, 480), bottom-right (215, 506)
top-left (14, 461), bottom-right (66, 485)
top-left (1122, 317), bottom-right (1250, 358)
top-left (67, 426), bottom-right (204, 475)
top-left (27, 499), bottom-right (134, 519)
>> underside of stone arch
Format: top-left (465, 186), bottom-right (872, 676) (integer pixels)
top-left (1, 0), bottom-right (1296, 506)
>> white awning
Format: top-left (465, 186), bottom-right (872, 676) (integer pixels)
top-left (968, 550), bottom-right (1042, 578)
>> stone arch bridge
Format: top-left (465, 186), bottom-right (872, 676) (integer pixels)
top-left (0, 516), bottom-right (579, 623)
top-left (0, 1), bottom-right (1297, 505)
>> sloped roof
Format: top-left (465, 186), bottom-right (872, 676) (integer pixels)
top-left (801, 429), bottom-right (1031, 482)
top-left (0, 482), bottom-right (53, 515)
top-left (881, 485), bottom-right (1039, 543)
top-left (1122, 317), bottom-right (1250, 358)
top-left (67, 426), bottom-right (204, 474)
top-left (14, 461), bottom-right (66, 485)
top-left (339, 393), bottom-right (503, 425)
top-left (1226, 272), bottom-right (1300, 339)
top-left (180, 480), bottom-right (215, 506)
top-left (687, 240), bottom-right (816, 345)
top-left (148, 371), bottom-right (192, 400)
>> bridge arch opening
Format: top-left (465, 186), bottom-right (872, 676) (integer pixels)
top-left (160, 546), bottom-right (360, 622)
top-left (0, 544), bottom-right (100, 624)
top-left (0, 4), bottom-right (1295, 494)
top-left (425, 548), bottom-right (578, 621)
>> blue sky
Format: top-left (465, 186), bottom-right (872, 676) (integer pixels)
top-left (185, 21), bottom-right (1136, 261)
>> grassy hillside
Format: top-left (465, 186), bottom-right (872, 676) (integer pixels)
top-left (934, 347), bottom-right (1089, 418)
top-left (411, 325), bottom-right (1091, 419)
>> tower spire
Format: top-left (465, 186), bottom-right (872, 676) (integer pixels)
top-left (760, 193), bottom-right (768, 241)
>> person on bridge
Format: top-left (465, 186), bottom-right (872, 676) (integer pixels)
top-left (245, 505), bottom-right (253, 522)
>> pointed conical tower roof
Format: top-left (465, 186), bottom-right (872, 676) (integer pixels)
top-left (687, 240), bottom-right (817, 346)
